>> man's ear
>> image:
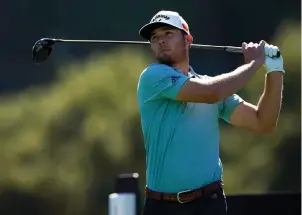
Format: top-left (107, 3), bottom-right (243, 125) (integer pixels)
top-left (185, 34), bottom-right (193, 48)
top-left (186, 34), bottom-right (193, 43)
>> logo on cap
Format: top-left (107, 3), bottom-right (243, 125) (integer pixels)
top-left (151, 14), bottom-right (170, 23)
top-left (182, 23), bottom-right (189, 31)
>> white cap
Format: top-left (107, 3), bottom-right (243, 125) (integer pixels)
top-left (139, 10), bottom-right (192, 41)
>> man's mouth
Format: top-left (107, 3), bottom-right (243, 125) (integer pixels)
top-left (160, 49), bottom-right (170, 52)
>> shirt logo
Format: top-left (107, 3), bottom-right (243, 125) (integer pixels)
top-left (171, 76), bottom-right (180, 84)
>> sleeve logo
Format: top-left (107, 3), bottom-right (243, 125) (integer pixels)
top-left (170, 76), bottom-right (181, 84)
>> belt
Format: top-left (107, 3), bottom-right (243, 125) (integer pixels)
top-left (145, 180), bottom-right (223, 203)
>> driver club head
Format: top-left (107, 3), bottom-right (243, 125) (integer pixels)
top-left (32, 38), bottom-right (56, 63)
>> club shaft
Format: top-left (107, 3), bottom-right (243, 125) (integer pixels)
top-left (56, 39), bottom-right (150, 45)
top-left (54, 38), bottom-right (243, 54)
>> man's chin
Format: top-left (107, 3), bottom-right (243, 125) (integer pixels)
top-left (156, 55), bottom-right (173, 66)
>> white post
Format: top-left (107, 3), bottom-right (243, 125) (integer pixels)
top-left (108, 173), bottom-right (140, 215)
top-left (108, 193), bottom-right (136, 215)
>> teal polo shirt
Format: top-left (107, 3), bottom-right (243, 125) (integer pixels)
top-left (137, 63), bottom-right (243, 193)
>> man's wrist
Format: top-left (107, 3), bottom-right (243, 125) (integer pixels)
top-left (249, 59), bottom-right (263, 70)
top-left (266, 69), bottom-right (285, 74)
top-left (265, 56), bottom-right (285, 74)
top-left (266, 71), bottom-right (285, 76)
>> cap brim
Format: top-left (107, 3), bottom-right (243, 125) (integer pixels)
top-left (139, 22), bottom-right (185, 41)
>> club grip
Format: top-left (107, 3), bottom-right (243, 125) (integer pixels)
top-left (225, 46), bottom-right (281, 57)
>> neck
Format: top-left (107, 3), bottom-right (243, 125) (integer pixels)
top-left (172, 59), bottom-right (190, 76)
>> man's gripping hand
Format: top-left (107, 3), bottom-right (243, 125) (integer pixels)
top-left (264, 44), bottom-right (285, 74)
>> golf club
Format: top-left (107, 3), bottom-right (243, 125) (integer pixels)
top-left (32, 38), bottom-right (281, 63)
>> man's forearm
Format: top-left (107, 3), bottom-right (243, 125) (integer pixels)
top-left (256, 72), bottom-right (284, 131)
top-left (176, 60), bottom-right (262, 104)
top-left (210, 60), bottom-right (262, 101)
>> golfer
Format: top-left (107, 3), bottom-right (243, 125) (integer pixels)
top-left (137, 10), bottom-right (284, 215)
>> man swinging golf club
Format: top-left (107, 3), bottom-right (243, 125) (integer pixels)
top-left (137, 10), bottom-right (285, 215)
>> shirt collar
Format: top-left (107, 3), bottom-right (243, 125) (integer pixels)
top-left (152, 63), bottom-right (198, 78)
top-left (188, 66), bottom-right (199, 78)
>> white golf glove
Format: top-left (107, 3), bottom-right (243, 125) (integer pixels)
top-left (264, 44), bottom-right (285, 74)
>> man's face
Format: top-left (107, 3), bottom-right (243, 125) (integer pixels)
top-left (150, 26), bottom-right (190, 65)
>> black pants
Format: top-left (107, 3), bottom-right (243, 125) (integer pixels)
top-left (142, 187), bottom-right (227, 215)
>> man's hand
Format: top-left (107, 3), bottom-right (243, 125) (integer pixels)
top-left (264, 44), bottom-right (285, 74)
top-left (242, 40), bottom-right (266, 66)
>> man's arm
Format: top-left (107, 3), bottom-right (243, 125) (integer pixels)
top-left (229, 72), bottom-right (284, 133)
top-left (176, 60), bottom-right (262, 103)
top-left (176, 41), bottom-right (265, 104)
top-left (228, 44), bottom-right (285, 134)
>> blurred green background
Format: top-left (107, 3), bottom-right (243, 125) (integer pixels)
top-left (0, 1), bottom-right (300, 214)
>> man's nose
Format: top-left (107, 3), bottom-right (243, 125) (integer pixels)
top-left (158, 36), bottom-right (166, 45)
